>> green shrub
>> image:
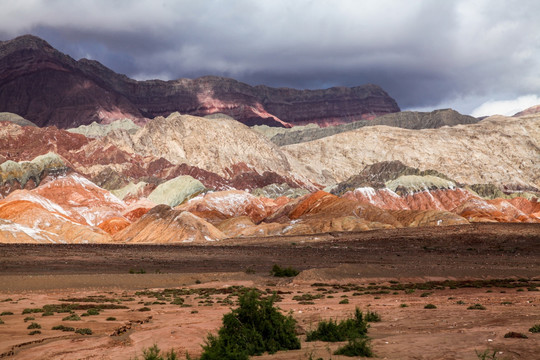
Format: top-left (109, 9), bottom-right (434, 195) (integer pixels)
top-left (28, 330), bottom-right (41, 335)
top-left (24, 316), bottom-right (35, 322)
top-left (270, 264), bottom-right (299, 277)
top-left (139, 344), bottom-right (178, 360)
top-left (106, 317), bottom-right (117, 321)
top-left (199, 290), bottom-right (300, 360)
top-left (365, 310), bottom-right (381, 322)
top-left (52, 325), bottom-right (75, 332)
top-left (0, 318), bottom-right (4, 324)
top-left (62, 314), bottom-right (81, 321)
top-left (468, 304), bottom-right (486, 310)
top-left (75, 328), bottom-right (93, 335)
top-left (334, 337), bottom-right (373, 357)
top-left (306, 308), bottom-right (368, 342)
top-left (27, 322), bottom-right (41, 329)
top-left (85, 308), bottom-right (100, 315)
top-left (529, 324), bottom-right (540, 333)
top-left (138, 307), bottom-right (151, 312)
top-left (22, 308), bottom-right (44, 314)
top-left (475, 349), bottom-right (499, 360)
top-left (424, 304), bottom-right (437, 309)
top-left (42, 311), bottom-right (54, 316)
top-left (0, 311), bottom-right (13, 316)
top-left (339, 299), bottom-right (349, 304)
top-left (400, 303), bottom-right (408, 308)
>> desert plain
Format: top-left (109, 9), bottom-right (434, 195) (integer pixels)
top-left (1, 223), bottom-right (539, 360)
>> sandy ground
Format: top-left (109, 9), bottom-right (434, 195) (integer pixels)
top-left (0, 223), bottom-right (539, 359)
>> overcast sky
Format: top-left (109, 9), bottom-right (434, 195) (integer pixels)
top-left (1, 0), bottom-right (539, 116)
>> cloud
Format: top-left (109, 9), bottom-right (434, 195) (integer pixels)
top-left (1, 0), bottom-right (540, 114)
top-left (471, 95), bottom-right (540, 117)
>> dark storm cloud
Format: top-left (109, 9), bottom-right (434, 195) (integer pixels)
top-left (1, 0), bottom-right (540, 115)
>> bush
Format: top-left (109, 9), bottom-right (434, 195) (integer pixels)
top-left (138, 307), bottom-right (151, 312)
top-left (339, 299), bottom-right (349, 304)
top-left (75, 328), bottom-right (93, 335)
top-left (22, 308), bottom-right (44, 314)
top-left (28, 330), bottom-right (41, 335)
top-left (0, 318), bottom-right (4, 324)
top-left (85, 308), bottom-right (100, 315)
top-left (529, 324), bottom-right (540, 333)
top-left (504, 331), bottom-right (528, 339)
top-left (424, 304), bottom-right (437, 309)
top-left (27, 322), bottom-right (41, 329)
top-left (139, 344), bottom-right (178, 360)
top-left (52, 325), bottom-right (75, 332)
top-left (334, 337), bottom-right (373, 357)
top-left (270, 264), bottom-right (299, 277)
top-left (475, 349), bottom-right (499, 360)
top-left (200, 290), bottom-right (300, 360)
top-left (306, 308), bottom-right (368, 342)
top-left (24, 316), bottom-right (35, 322)
top-left (365, 310), bottom-right (381, 322)
top-left (468, 304), bottom-right (486, 310)
top-left (106, 317), bottom-right (117, 321)
top-left (0, 311), bottom-right (13, 316)
top-left (62, 314), bottom-right (81, 321)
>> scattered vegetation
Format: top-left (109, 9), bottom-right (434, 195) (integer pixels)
top-left (529, 324), bottom-right (540, 333)
top-left (0, 318), bottom-right (4, 324)
top-left (0, 311), bottom-right (13, 316)
top-left (138, 307), bottom-right (151, 312)
top-left (424, 304), bottom-right (437, 309)
top-left (270, 264), bottom-right (300, 277)
top-left (339, 299), bottom-right (349, 304)
top-left (199, 290), bottom-right (300, 360)
top-left (23, 316), bottom-right (35, 322)
top-left (28, 330), bottom-right (41, 335)
top-left (467, 304), bottom-right (486, 310)
top-left (400, 303), bottom-right (408, 308)
top-left (106, 317), bottom-right (117, 321)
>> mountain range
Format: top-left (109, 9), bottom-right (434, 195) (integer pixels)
top-left (0, 34), bottom-right (539, 244)
top-left (0, 35), bottom-right (400, 128)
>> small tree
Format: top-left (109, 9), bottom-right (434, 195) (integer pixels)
top-left (200, 290), bottom-right (300, 360)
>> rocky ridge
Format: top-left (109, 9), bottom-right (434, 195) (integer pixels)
top-left (269, 109), bottom-right (479, 146)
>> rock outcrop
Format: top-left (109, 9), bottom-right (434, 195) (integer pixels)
top-left (147, 175), bottom-right (205, 207)
top-left (0, 152), bottom-right (70, 197)
top-left (0, 35), bottom-right (400, 128)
